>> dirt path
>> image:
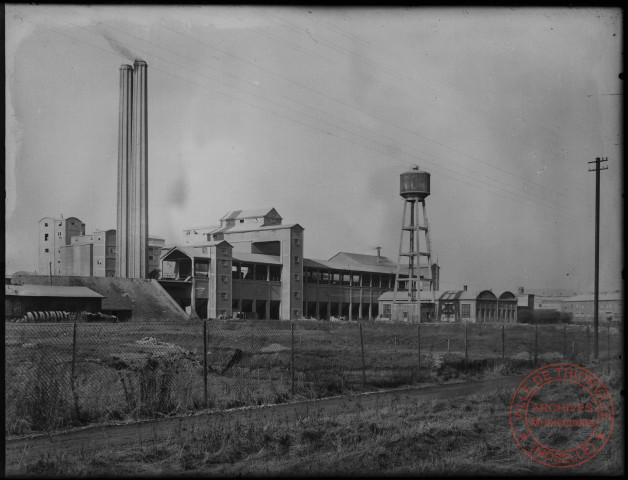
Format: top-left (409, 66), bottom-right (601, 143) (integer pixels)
top-left (6, 374), bottom-right (534, 470)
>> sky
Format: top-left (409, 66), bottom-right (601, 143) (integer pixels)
top-left (5, 5), bottom-right (623, 294)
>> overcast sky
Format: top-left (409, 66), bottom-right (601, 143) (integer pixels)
top-left (5, 5), bottom-right (623, 293)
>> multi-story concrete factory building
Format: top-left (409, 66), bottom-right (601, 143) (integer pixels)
top-left (39, 220), bottom-right (164, 278)
top-left (38, 216), bottom-right (86, 275)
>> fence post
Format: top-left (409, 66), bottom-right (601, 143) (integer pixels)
top-left (534, 325), bottom-right (538, 366)
top-left (359, 323), bottom-right (366, 388)
top-left (563, 323), bottom-right (566, 359)
top-left (71, 322), bottom-right (81, 419)
top-left (203, 320), bottom-right (208, 409)
top-left (291, 323), bottom-right (295, 395)
top-left (417, 324), bottom-right (421, 382)
top-left (501, 324), bottom-right (505, 361)
top-left (607, 321), bottom-right (611, 371)
top-left (586, 324), bottom-right (590, 361)
top-left (464, 323), bottom-right (468, 369)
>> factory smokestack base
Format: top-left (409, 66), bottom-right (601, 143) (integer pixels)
top-left (116, 60), bottom-right (148, 279)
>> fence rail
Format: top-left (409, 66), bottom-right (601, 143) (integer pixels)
top-left (4, 319), bottom-right (622, 438)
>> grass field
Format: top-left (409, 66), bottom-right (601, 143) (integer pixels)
top-left (5, 319), bottom-right (623, 437)
top-left (12, 361), bottom-right (623, 477)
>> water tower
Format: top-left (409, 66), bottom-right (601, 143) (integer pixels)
top-left (392, 166), bottom-right (435, 323)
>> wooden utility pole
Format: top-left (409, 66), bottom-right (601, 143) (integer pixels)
top-left (588, 157), bottom-right (608, 360)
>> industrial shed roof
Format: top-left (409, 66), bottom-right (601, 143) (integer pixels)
top-left (304, 258), bottom-right (396, 274)
top-left (232, 252), bottom-right (282, 265)
top-left (212, 223), bottom-right (303, 234)
top-left (5, 284), bottom-right (104, 298)
top-left (563, 292), bottom-right (622, 302)
top-left (161, 242), bottom-right (232, 260)
top-left (328, 252), bottom-right (397, 268)
top-left (304, 258), bottom-right (432, 277)
top-left (220, 208), bottom-right (281, 221)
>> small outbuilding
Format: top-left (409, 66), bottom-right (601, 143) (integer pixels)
top-left (4, 284), bottom-right (104, 319)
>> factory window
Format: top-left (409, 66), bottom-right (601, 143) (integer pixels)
top-left (220, 293), bottom-right (228, 300)
top-left (294, 256), bottom-right (300, 264)
top-left (221, 260), bottom-right (229, 267)
top-left (71, 222), bottom-right (75, 226)
top-left (109, 247), bottom-right (116, 254)
top-left (221, 275), bottom-right (228, 284)
top-left (97, 237), bottom-right (101, 241)
top-left (294, 292), bottom-right (300, 299)
top-left (240, 219), bottom-right (244, 223)
top-left (44, 233), bottom-right (49, 241)
top-left (44, 223), bottom-right (48, 227)
top-left (221, 248), bottom-right (227, 255)
top-left (294, 273), bottom-right (300, 281)
top-left (201, 247), bottom-right (208, 254)
top-left (294, 238), bottom-right (300, 246)
top-left (58, 232), bottom-right (62, 237)
top-left (149, 255), bottom-right (154, 260)
top-left (97, 259), bottom-right (103, 265)
top-left (293, 310), bottom-right (300, 317)
top-left (461, 304), bottom-right (470, 318)
top-left (186, 232), bottom-right (190, 236)
top-left (383, 304), bottom-right (391, 316)
top-left (45, 248), bottom-right (49, 253)
top-left (59, 222), bottom-right (62, 227)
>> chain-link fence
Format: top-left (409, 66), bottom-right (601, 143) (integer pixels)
top-left (5, 319), bottom-right (622, 437)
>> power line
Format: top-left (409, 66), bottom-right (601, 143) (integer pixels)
top-left (153, 24), bottom-right (591, 221)
top-left (255, 8), bottom-right (578, 207)
top-left (96, 23), bottom-right (594, 226)
top-left (44, 25), bottom-right (593, 228)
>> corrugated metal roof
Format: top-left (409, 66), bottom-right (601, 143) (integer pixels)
top-left (304, 258), bottom-right (432, 277)
top-left (232, 252), bottom-right (282, 265)
top-left (304, 258), bottom-right (396, 274)
top-left (328, 252), bottom-right (397, 267)
top-left (5, 284), bottom-right (104, 298)
top-left (161, 242), bottom-right (232, 260)
top-left (223, 223), bottom-right (302, 233)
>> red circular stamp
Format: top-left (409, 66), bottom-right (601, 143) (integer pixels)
top-left (509, 363), bottom-right (614, 468)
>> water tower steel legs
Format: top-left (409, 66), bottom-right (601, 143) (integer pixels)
top-left (394, 198), bottom-right (432, 324)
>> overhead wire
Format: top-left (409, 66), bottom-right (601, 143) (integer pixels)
top-left (44, 24), bottom-right (592, 228)
top-left (93, 22), bottom-right (594, 227)
top-left (155, 22), bottom-right (588, 219)
top-left (253, 8), bottom-right (591, 212)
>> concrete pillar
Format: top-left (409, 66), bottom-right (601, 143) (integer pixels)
top-left (131, 60), bottom-right (148, 278)
top-left (116, 65), bottom-right (133, 278)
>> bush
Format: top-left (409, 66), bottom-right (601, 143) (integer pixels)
top-left (518, 308), bottom-right (563, 324)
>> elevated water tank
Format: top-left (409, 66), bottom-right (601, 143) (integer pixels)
top-left (400, 166), bottom-right (430, 200)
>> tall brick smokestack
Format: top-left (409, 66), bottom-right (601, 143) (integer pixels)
top-left (116, 60), bottom-right (148, 279)
top-left (131, 60), bottom-right (148, 278)
top-left (116, 64), bottom-right (133, 278)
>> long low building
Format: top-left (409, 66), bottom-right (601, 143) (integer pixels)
top-left (561, 292), bottom-right (623, 323)
top-left (160, 208), bottom-right (441, 321)
top-left (377, 288), bottom-right (518, 323)
top-left (5, 284), bottom-right (104, 318)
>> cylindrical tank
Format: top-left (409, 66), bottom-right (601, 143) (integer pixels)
top-left (400, 166), bottom-right (430, 199)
